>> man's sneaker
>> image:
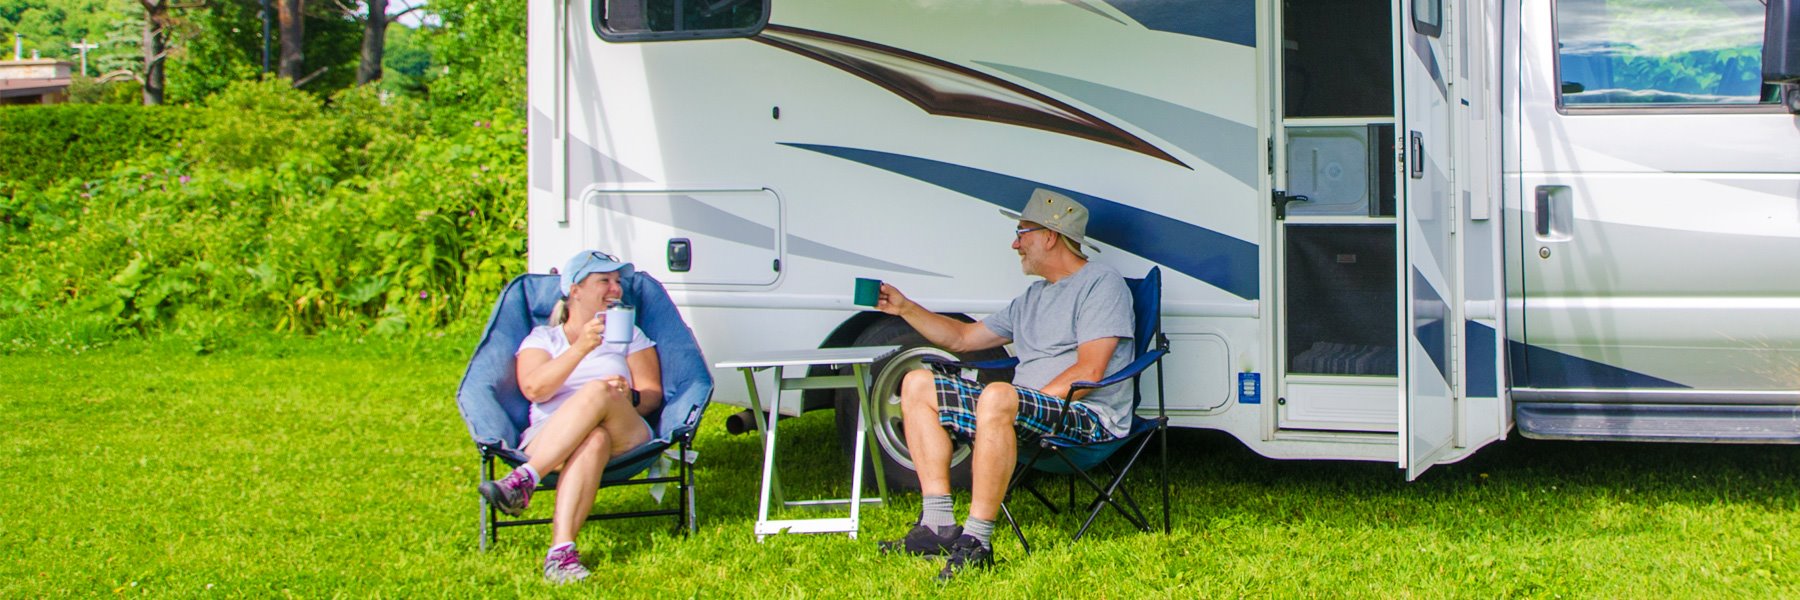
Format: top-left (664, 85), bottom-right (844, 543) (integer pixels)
top-left (478, 469), bottom-right (535, 516)
top-left (878, 524), bottom-right (963, 556)
top-left (936, 535), bottom-right (993, 580)
top-left (543, 545), bottom-right (591, 584)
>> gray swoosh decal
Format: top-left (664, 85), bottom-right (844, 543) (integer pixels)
top-left (977, 61), bottom-right (1259, 188)
top-left (604, 193), bottom-right (947, 278)
top-left (530, 109), bottom-right (655, 193)
top-left (538, 117), bottom-right (947, 278)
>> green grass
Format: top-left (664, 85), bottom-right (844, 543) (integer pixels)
top-left (5, 335), bottom-right (1800, 597)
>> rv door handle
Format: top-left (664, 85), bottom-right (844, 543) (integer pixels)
top-left (667, 238), bottom-right (692, 272)
top-left (1534, 185), bottom-right (1571, 242)
top-left (1409, 131), bottom-right (1424, 180)
top-left (1534, 188), bottom-right (1551, 236)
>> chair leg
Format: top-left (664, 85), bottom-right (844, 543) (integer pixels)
top-left (1020, 473), bottom-right (1059, 513)
top-left (480, 454), bottom-right (497, 552)
top-left (1001, 445), bottom-right (1049, 555)
top-left (683, 438), bottom-right (697, 536)
top-left (1000, 501), bottom-right (1031, 556)
top-left (1068, 434), bottom-right (1158, 541)
top-left (1159, 422), bottom-right (1170, 534)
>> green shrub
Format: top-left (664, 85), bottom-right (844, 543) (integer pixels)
top-left (0, 104), bottom-right (196, 196)
top-left (0, 79), bottom-right (526, 347)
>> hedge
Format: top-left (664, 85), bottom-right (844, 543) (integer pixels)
top-left (0, 104), bottom-right (196, 195)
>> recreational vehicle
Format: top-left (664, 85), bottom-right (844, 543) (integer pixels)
top-left (525, 0), bottom-right (1800, 484)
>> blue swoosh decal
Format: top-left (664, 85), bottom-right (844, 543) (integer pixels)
top-left (1412, 267), bottom-right (1451, 383)
top-left (1108, 0), bottom-right (1255, 47)
top-left (782, 143), bottom-right (1260, 300)
top-left (1509, 342), bottom-right (1690, 389)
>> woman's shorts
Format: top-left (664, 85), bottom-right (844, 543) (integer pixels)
top-left (928, 364), bottom-right (1114, 446)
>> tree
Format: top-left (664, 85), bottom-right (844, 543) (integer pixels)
top-left (276, 0), bottom-right (302, 83)
top-left (333, 0), bottom-right (421, 85)
top-left (139, 0), bottom-right (168, 104)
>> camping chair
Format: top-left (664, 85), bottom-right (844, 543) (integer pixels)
top-left (455, 272), bottom-right (714, 551)
top-left (927, 267), bottom-right (1169, 554)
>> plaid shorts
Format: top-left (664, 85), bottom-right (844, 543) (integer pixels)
top-left (929, 363), bottom-right (1113, 446)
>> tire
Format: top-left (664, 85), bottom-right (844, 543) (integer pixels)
top-left (833, 316), bottom-right (1012, 493)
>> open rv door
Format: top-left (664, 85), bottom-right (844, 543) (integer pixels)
top-left (1398, 0), bottom-right (1460, 480)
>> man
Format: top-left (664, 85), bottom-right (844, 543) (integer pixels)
top-left (874, 188), bottom-right (1136, 580)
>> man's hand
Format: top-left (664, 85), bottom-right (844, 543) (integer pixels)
top-left (875, 283), bottom-right (915, 317)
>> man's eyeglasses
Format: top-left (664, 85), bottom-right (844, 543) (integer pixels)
top-left (1014, 226), bottom-right (1047, 239)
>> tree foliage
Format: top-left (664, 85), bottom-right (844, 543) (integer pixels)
top-left (2, 1), bottom-right (532, 346)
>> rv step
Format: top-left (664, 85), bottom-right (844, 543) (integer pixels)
top-left (1516, 402), bottom-right (1800, 443)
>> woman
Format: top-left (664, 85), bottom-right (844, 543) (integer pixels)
top-left (478, 250), bottom-right (662, 584)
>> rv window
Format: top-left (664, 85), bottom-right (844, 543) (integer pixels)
top-left (597, 0), bottom-right (770, 41)
top-left (1412, 0), bottom-right (1443, 37)
top-left (1556, 0), bottom-right (1780, 107)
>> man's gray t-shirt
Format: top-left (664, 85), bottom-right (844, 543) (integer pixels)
top-left (982, 262), bottom-right (1136, 438)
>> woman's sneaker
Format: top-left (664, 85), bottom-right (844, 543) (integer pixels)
top-left (478, 469), bottom-right (535, 516)
top-left (936, 535), bottom-right (993, 580)
top-left (543, 545), bottom-right (591, 584)
top-left (878, 524), bottom-right (963, 556)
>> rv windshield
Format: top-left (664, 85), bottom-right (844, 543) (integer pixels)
top-left (1556, 0), bottom-right (1780, 106)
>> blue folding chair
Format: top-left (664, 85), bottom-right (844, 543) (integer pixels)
top-left (455, 272), bottom-right (714, 551)
top-left (929, 267), bottom-right (1169, 553)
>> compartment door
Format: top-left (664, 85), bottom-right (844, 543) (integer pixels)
top-left (1398, 0), bottom-right (1460, 480)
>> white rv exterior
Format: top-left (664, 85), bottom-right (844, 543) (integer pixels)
top-left (527, 0), bottom-right (1800, 481)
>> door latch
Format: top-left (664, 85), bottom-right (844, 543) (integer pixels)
top-left (1273, 190), bottom-right (1311, 221)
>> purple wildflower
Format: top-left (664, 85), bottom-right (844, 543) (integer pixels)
top-left (419, 290), bottom-right (430, 300)
top-left (179, 175), bottom-right (191, 185)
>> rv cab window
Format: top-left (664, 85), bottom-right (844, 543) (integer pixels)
top-left (1556, 0), bottom-right (1780, 108)
top-left (598, 0), bottom-right (770, 41)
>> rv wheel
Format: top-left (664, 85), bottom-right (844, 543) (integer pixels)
top-left (833, 316), bottom-right (1011, 492)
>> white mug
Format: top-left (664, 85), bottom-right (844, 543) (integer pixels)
top-left (603, 305), bottom-right (635, 344)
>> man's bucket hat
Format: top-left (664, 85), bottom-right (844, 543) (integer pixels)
top-left (999, 188), bottom-right (1101, 253)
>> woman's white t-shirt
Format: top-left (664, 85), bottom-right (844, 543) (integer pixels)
top-left (516, 322), bottom-right (656, 439)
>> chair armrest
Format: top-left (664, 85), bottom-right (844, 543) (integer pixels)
top-left (922, 355), bottom-right (1020, 371)
top-left (479, 442), bottom-right (531, 466)
top-left (1069, 348), bottom-right (1169, 391)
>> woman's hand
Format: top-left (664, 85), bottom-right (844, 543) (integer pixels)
top-left (574, 312), bottom-right (605, 354)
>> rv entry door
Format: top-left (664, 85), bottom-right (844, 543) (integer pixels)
top-left (1398, 0), bottom-right (1460, 480)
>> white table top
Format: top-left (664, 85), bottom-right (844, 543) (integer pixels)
top-left (715, 345), bottom-right (901, 369)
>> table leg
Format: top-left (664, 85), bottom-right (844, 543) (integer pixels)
top-left (845, 364), bottom-right (866, 539)
top-left (747, 367), bottom-right (784, 541)
top-left (854, 364), bottom-right (889, 501)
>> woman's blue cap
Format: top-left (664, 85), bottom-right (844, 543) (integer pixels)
top-left (560, 250), bottom-right (635, 296)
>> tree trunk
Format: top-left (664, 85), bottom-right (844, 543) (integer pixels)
top-left (141, 0), bottom-right (167, 105)
top-left (356, 0), bottom-right (388, 85)
top-left (277, 0), bottom-right (304, 83)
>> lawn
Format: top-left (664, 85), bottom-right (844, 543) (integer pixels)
top-left (5, 335), bottom-right (1799, 598)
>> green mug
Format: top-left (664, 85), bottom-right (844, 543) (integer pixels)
top-left (853, 277), bottom-right (882, 307)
